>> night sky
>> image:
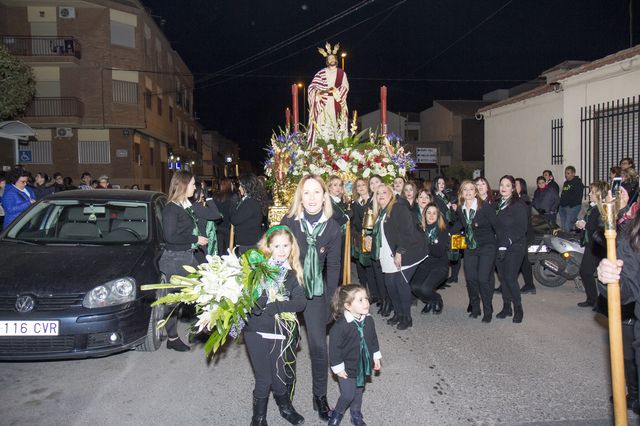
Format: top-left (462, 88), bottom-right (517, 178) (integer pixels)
top-left (141, 0), bottom-right (640, 164)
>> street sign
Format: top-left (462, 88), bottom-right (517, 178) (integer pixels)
top-left (18, 149), bottom-right (32, 163)
top-left (416, 147), bottom-right (437, 164)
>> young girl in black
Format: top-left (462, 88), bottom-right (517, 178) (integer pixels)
top-left (159, 171), bottom-right (208, 351)
top-left (410, 203), bottom-right (450, 314)
top-left (494, 175), bottom-right (529, 323)
top-left (244, 226), bottom-right (307, 426)
top-left (455, 180), bottom-right (498, 323)
top-left (280, 174), bottom-right (342, 420)
top-left (328, 284), bottom-right (381, 426)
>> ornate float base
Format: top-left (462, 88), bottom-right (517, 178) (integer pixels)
top-left (268, 205), bottom-right (289, 226)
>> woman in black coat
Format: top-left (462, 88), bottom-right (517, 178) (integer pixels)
top-left (532, 175), bottom-right (560, 224)
top-left (516, 177), bottom-right (536, 294)
top-left (159, 170), bottom-right (208, 351)
top-left (191, 185), bottom-right (223, 263)
top-left (494, 175), bottom-right (529, 323)
top-left (214, 177), bottom-right (237, 255)
top-left (279, 174), bottom-right (342, 420)
top-left (454, 180), bottom-right (498, 322)
top-left (229, 173), bottom-right (268, 255)
top-left (351, 178), bottom-right (379, 305)
top-left (410, 203), bottom-right (450, 314)
top-left (373, 183), bottom-right (428, 330)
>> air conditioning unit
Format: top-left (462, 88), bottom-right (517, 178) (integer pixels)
top-left (58, 7), bottom-right (76, 19)
top-left (56, 127), bottom-right (73, 138)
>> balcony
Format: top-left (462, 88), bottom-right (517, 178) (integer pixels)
top-left (24, 97), bottom-right (84, 118)
top-left (1, 35), bottom-right (81, 61)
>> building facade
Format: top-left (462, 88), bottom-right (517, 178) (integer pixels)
top-left (0, 0), bottom-right (201, 191)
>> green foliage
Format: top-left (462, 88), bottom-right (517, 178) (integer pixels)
top-left (445, 163), bottom-right (478, 182)
top-left (0, 46), bottom-right (35, 120)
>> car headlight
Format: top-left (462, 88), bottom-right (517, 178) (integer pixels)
top-left (83, 278), bottom-right (136, 308)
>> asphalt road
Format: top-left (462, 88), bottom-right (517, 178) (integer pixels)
top-left (0, 276), bottom-right (632, 426)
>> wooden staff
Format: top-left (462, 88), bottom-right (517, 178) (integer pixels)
top-left (229, 224), bottom-right (235, 254)
top-left (601, 201), bottom-right (627, 425)
top-left (343, 219), bottom-right (351, 285)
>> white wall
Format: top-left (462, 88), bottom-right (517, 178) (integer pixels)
top-left (483, 91), bottom-right (563, 191)
top-left (360, 110), bottom-right (406, 136)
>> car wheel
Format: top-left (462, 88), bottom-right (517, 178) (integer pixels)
top-left (137, 278), bottom-right (167, 352)
top-left (533, 254), bottom-right (567, 287)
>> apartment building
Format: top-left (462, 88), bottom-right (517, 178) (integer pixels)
top-left (0, 0), bottom-right (202, 190)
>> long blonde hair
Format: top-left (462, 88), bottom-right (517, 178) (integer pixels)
top-left (287, 174), bottom-right (334, 219)
top-left (167, 171), bottom-right (193, 204)
top-left (457, 179), bottom-right (483, 209)
top-left (372, 183), bottom-right (397, 218)
top-left (257, 227), bottom-right (304, 285)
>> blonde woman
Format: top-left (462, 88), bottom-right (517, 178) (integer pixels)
top-left (159, 171), bottom-right (208, 351)
top-left (280, 174), bottom-right (341, 420)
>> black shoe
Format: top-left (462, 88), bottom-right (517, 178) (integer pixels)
top-left (432, 300), bottom-right (443, 315)
top-left (494, 286), bottom-right (502, 293)
top-left (577, 300), bottom-right (595, 308)
top-left (632, 400), bottom-right (640, 416)
top-left (446, 276), bottom-right (458, 283)
top-left (166, 337), bottom-right (190, 352)
top-left (466, 303), bottom-right (472, 313)
top-left (380, 300), bottom-right (392, 317)
top-left (496, 304), bottom-right (512, 319)
top-left (251, 396), bottom-right (269, 426)
top-left (387, 313), bottom-right (400, 325)
top-left (438, 282), bottom-right (451, 289)
top-left (370, 297), bottom-right (380, 306)
top-left (469, 311), bottom-right (480, 319)
top-left (481, 313), bottom-right (492, 323)
top-left (327, 410), bottom-right (343, 426)
top-left (520, 286), bottom-right (537, 294)
top-left (312, 395), bottom-right (331, 421)
top-left (397, 316), bottom-right (412, 330)
top-left (350, 411), bottom-right (367, 426)
top-left (421, 303), bottom-right (432, 314)
top-left (513, 305), bottom-right (523, 323)
top-left (274, 392), bottom-right (304, 425)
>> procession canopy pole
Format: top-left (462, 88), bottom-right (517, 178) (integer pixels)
top-left (285, 107), bottom-right (291, 132)
top-left (380, 86), bottom-right (388, 136)
top-left (291, 84), bottom-right (299, 133)
top-left (343, 219), bottom-right (351, 285)
top-left (600, 201), bottom-right (627, 425)
top-left (229, 225), bottom-right (235, 254)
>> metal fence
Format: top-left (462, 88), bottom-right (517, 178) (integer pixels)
top-left (25, 97), bottom-right (84, 117)
top-left (580, 95), bottom-right (639, 193)
top-left (1, 35), bottom-right (81, 59)
top-left (551, 118), bottom-right (563, 165)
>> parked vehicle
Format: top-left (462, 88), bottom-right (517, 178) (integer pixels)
top-left (529, 220), bottom-right (584, 288)
top-left (0, 190), bottom-right (168, 360)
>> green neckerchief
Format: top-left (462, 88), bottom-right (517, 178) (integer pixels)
top-left (205, 220), bottom-right (218, 255)
top-left (496, 197), bottom-right (510, 215)
top-left (301, 218), bottom-right (327, 299)
top-left (181, 203), bottom-right (200, 250)
top-left (581, 204), bottom-right (596, 246)
top-left (436, 192), bottom-right (453, 222)
top-left (353, 317), bottom-right (372, 388)
top-left (463, 206), bottom-right (477, 250)
top-left (425, 224), bottom-right (439, 245)
top-left (370, 207), bottom-right (387, 261)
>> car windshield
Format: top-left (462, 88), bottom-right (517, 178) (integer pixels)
top-left (3, 200), bottom-right (150, 244)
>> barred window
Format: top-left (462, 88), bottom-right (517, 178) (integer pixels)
top-left (78, 140), bottom-right (110, 164)
top-left (112, 80), bottom-right (138, 104)
top-left (25, 140), bottom-right (53, 164)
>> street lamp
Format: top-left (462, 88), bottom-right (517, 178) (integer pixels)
top-left (297, 82), bottom-right (306, 125)
top-left (341, 52), bottom-right (347, 70)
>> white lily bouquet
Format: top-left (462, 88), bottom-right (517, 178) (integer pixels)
top-left (141, 249), bottom-right (282, 355)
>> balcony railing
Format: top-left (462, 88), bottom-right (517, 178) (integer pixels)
top-left (1, 35), bottom-right (81, 59)
top-left (25, 97), bottom-right (84, 117)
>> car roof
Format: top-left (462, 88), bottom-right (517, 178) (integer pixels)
top-left (44, 189), bottom-right (165, 203)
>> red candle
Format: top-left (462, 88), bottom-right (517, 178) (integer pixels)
top-left (292, 84), bottom-right (299, 132)
top-left (380, 86), bottom-right (387, 135)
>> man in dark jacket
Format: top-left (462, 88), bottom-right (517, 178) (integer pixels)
top-left (543, 170), bottom-right (560, 195)
top-left (558, 166), bottom-right (584, 232)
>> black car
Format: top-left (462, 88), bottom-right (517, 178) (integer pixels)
top-left (0, 190), bottom-right (168, 360)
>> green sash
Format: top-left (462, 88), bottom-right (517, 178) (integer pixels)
top-left (463, 207), bottom-right (477, 250)
top-left (370, 208), bottom-right (386, 261)
top-left (301, 219), bottom-right (327, 299)
top-left (354, 318), bottom-right (372, 388)
top-left (205, 220), bottom-right (218, 256)
top-left (184, 205), bottom-right (200, 250)
top-left (581, 204), bottom-right (595, 246)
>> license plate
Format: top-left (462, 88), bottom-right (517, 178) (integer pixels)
top-left (0, 321), bottom-right (59, 336)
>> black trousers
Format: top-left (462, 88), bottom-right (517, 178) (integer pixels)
top-left (384, 264), bottom-right (418, 317)
top-left (371, 260), bottom-right (389, 301)
top-left (496, 243), bottom-right (525, 307)
top-left (623, 321), bottom-right (639, 399)
top-left (410, 260), bottom-right (448, 303)
top-left (158, 249), bottom-right (198, 338)
top-left (463, 245), bottom-right (496, 315)
top-left (303, 294), bottom-right (332, 397)
top-left (579, 244), bottom-right (601, 304)
top-left (520, 254), bottom-right (534, 288)
top-left (244, 331), bottom-right (289, 398)
top-left (449, 259), bottom-right (461, 280)
top-left (334, 377), bottom-right (364, 415)
top-left (355, 261), bottom-right (379, 300)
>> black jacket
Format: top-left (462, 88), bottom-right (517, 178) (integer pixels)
top-left (192, 199), bottom-right (222, 236)
top-left (331, 198), bottom-right (350, 229)
top-left (229, 196), bottom-right (264, 246)
top-left (532, 186), bottom-right (560, 216)
top-left (421, 224), bottom-right (450, 269)
top-left (350, 197), bottom-right (373, 235)
top-left (162, 202), bottom-right (198, 251)
top-left (243, 271), bottom-right (307, 333)
top-left (280, 214), bottom-right (342, 298)
top-left (329, 314), bottom-right (380, 377)
top-left (382, 202), bottom-right (428, 266)
top-left (559, 177), bottom-right (584, 207)
top-left (495, 198), bottom-right (529, 248)
top-left (453, 201), bottom-right (498, 248)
